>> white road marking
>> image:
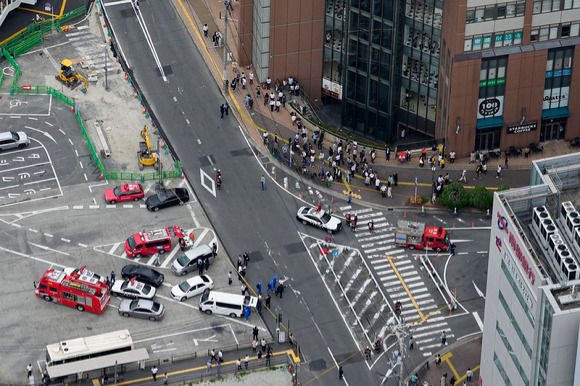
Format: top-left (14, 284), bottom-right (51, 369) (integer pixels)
top-left (28, 242), bottom-right (69, 256)
top-left (108, 243), bottom-right (121, 255)
top-left (473, 312), bottom-right (484, 331)
top-left (78, 243), bottom-right (88, 248)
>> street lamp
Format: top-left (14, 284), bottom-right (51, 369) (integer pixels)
top-left (219, 0), bottom-right (230, 92)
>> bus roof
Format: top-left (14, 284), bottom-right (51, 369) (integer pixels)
top-left (46, 329), bottom-right (133, 363)
top-left (47, 348), bottom-right (148, 378)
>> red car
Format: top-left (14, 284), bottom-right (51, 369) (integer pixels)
top-left (104, 183), bottom-right (145, 204)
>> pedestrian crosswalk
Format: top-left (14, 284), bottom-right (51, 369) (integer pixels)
top-left (338, 206), bottom-right (453, 357)
top-left (64, 26), bottom-right (122, 75)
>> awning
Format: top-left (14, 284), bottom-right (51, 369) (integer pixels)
top-left (542, 107), bottom-right (570, 120)
top-left (477, 117), bottom-right (504, 129)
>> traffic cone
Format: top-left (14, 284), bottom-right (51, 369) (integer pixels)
top-left (103, 23), bottom-right (106, 28)
top-left (453, 223), bottom-right (455, 228)
top-left (181, 172), bottom-right (184, 179)
top-left (331, 197), bottom-right (334, 203)
top-left (334, 207), bottom-right (337, 212)
top-left (436, 252), bottom-right (439, 259)
top-left (142, 108), bottom-right (146, 114)
top-left (403, 211), bottom-right (406, 218)
top-left (472, 222), bottom-right (475, 228)
top-left (274, 173), bottom-right (277, 180)
top-left (70, 106), bottom-right (74, 112)
top-left (300, 192), bottom-right (303, 198)
top-left (265, 163), bottom-right (268, 169)
top-left (99, 172), bottom-right (104, 180)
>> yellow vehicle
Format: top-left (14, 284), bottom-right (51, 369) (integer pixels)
top-left (139, 125), bottom-right (158, 169)
top-left (55, 59), bottom-right (87, 93)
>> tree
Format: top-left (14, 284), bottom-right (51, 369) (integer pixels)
top-left (468, 185), bottom-right (493, 211)
top-left (441, 182), bottom-right (468, 210)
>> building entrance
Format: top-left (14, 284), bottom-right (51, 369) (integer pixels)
top-left (475, 126), bottom-right (501, 151)
top-left (540, 118), bottom-right (566, 142)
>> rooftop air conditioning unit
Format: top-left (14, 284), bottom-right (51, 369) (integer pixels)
top-left (562, 201), bottom-right (576, 217)
top-left (549, 234), bottom-right (565, 259)
top-left (562, 257), bottom-right (579, 281)
top-left (566, 212), bottom-right (580, 240)
top-left (556, 244), bottom-right (571, 267)
top-left (540, 219), bottom-right (557, 250)
top-left (533, 206), bottom-right (550, 235)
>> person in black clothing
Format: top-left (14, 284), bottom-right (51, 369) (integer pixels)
top-left (275, 283), bottom-right (285, 298)
top-left (339, 366), bottom-right (344, 380)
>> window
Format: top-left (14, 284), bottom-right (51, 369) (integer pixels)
top-left (494, 353), bottom-right (513, 386)
top-left (497, 4), bottom-right (507, 18)
top-left (506, 3), bottom-right (516, 16)
top-left (497, 322), bottom-right (530, 386)
top-left (499, 291), bottom-right (533, 357)
top-left (533, 0), bottom-right (542, 13)
top-left (466, 9), bottom-right (475, 23)
top-left (501, 260), bottom-right (535, 326)
top-left (484, 5), bottom-right (495, 19)
top-left (516, 2), bottom-right (526, 14)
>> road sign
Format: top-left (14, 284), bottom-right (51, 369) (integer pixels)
top-left (45, 3), bottom-right (51, 11)
top-left (333, 251), bottom-right (339, 257)
top-left (22, 85), bottom-right (32, 90)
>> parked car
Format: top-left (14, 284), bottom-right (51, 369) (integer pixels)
top-left (118, 299), bottom-right (165, 321)
top-left (104, 183), bottom-right (145, 204)
top-left (296, 206), bottom-right (342, 234)
top-left (171, 245), bottom-right (214, 276)
top-left (145, 188), bottom-right (189, 212)
top-left (171, 275), bottom-right (214, 301)
top-left (111, 278), bottom-right (156, 300)
top-left (0, 131), bottom-right (29, 151)
top-left (121, 265), bottom-right (164, 287)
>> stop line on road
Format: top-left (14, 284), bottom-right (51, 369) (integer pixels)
top-left (338, 206), bottom-right (454, 358)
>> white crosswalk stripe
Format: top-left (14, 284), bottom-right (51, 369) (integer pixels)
top-left (64, 30), bottom-right (122, 75)
top-left (339, 207), bottom-right (452, 357)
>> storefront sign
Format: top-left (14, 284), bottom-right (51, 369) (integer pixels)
top-left (543, 87), bottom-right (569, 109)
top-left (497, 212), bottom-right (536, 285)
top-left (507, 122), bottom-right (537, 134)
top-left (477, 96), bottom-right (504, 119)
top-left (322, 79), bottom-right (342, 100)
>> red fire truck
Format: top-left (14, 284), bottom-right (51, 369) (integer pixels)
top-left (124, 226), bottom-right (184, 258)
top-left (35, 266), bottom-right (111, 314)
top-left (394, 220), bottom-right (450, 251)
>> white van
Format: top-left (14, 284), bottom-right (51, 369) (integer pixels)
top-left (199, 290), bottom-right (257, 318)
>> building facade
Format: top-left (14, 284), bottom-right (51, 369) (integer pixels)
top-left (238, 0), bottom-right (580, 151)
top-left (438, 0), bottom-right (580, 157)
top-left (481, 153), bottom-right (580, 385)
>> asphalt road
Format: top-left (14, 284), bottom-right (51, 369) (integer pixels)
top-left (101, 1), bottom-right (493, 385)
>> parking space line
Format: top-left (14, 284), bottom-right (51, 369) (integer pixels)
top-left (44, 233), bottom-right (53, 238)
top-left (0, 185), bottom-right (20, 191)
top-left (58, 128), bottom-right (64, 134)
top-left (29, 228), bottom-right (38, 233)
top-left (68, 138), bottom-right (73, 146)
top-left (108, 243), bottom-right (121, 255)
top-left (78, 243), bottom-right (88, 248)
top-left (161, 247), bottom-right (180, 268)
top-left (61, 238), bottom-right (70, 243)
top-left (23, 178), bottom-right (56, 186)
top-left (73, 205), bottom-right (83, 209)
top-left (89, 205), bottom-right (99, 209)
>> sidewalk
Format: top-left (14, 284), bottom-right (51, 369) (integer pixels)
top-left (173, 0), bottom-right (580, 210)
top-left (405, 335), bottom-right (482, 386)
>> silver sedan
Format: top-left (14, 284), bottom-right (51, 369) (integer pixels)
top-left (118, 299), bottom-right (165, 321)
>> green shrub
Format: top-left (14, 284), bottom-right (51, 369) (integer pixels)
top-left (441, 182), bottom-right (469, 210)
top-left (468, 185), bottom-right (493, 211)
top-left (497, 184), bottom-right (510, 191)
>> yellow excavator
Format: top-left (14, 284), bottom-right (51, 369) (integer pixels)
top-left (55, 59), bottom-right (87, 93)
top-left (139, 125), bottom-right (158, 169)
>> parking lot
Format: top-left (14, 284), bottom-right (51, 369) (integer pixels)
top-left (0, 18), bottom-right (268, 385)
top-left (0, 94), bottom-right (92, 207)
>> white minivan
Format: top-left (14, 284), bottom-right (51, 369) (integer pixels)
top-left (199, 290), bottom-right (257, 318)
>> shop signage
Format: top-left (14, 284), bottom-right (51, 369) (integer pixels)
top-left (507, 122), bottom-right (537, 134)
top-left (543, 87), bottom-right (569, 109)
top-left (477, 96), bottom-right (503, 119)
top-left (322, 79), bottom-right (342, 100)
top-left (497, 212), bottom-right (536, 285)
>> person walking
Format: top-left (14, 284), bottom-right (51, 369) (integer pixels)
top-left (245, 354), bottom-right (250, 369)
top-left (151, 365), bottom-right (158, 381)
top-left (110, 270), bottom-right (116, 284)
top-left (253, 326), bottom-right (259, 340)
top-left (409, 335), bottom-right (415, 350)
top-left (261, 338), bottom-right (266, 352)
top-left (163, 372), bottom-right (168, 385)
top-left (256, 281), bottom-right (262, 295)
top-left (218, 349), bottom-right (224, 363)
top-left (339, 366), bottom-right (344, 380)
top-left (466, 368), bottom-right (473, 381)
top-left (388, 186), bottom-right (393, 199)
top-left (368, 220), bottom-right (374, 233)
top-left (261, 175), bottom-right (266, 190)
top-left (265, 351), bottom-right (271, 365)
top-left (497, 164), bottom-right (502, 178)
top-left (435, 354), bottom-right (441, 366)
top-left (210, 348), bottom-right (217, 363)
top-left (228, 271), bottom-right (233, 285)
top-left (441, 331), bottom-right (447, 345)
top-left (206, 360), bottom-right (212, 374)
top-left (236, 358), bottom-right (242, 371)
top-left (27, 364), bottom-right (33, 378)
top-left (459, 170), bottom-right (467, 183)
top-left (241, 283), bottom-right (247, 295)
top-left (252, 339), bottom-right (257, 352)
top-left (265, 294), bottom-right (271, 308)
top-left (220, 104), bottom-right (225, 118)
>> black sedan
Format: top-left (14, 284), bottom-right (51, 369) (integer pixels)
top-left (121, 265), bottom-right (164, 287)
top-left (145, 188), bottom-right (189, 212)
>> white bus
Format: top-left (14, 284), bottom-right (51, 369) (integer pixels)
top-left (199, 290), bottom-right (257, 317)
top-left (46, 329), bottom-right (133, 366)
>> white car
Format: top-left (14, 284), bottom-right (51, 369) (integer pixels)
top-left (171, 275), bottom-right (214, 301)
top-left (296, 206), bottom-right (342, 234)
top-left (111, 279), bottom-right (156, 300)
